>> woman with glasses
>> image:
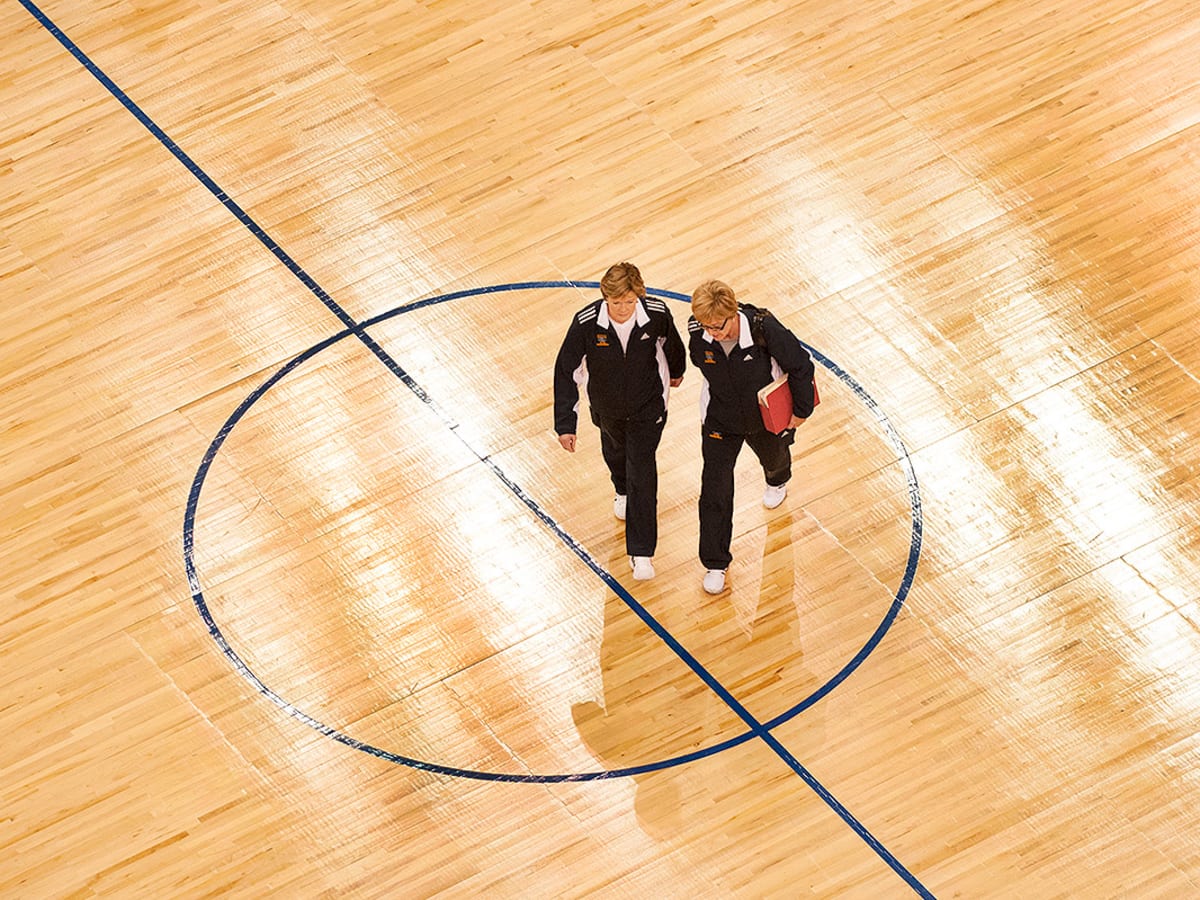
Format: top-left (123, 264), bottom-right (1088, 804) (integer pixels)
top-left (553, 262), bottom-right (686, 581)
top-left (688, 279), bottom-right (816, 594)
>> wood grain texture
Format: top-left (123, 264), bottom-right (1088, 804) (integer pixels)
top-left (3, 0), bottom-right (1199, 895)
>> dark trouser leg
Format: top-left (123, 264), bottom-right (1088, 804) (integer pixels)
top-left (622, 415), bottom-right (666, 556)
top-left (745, 428), bottom-right (793, 486)
top-left (596, 416), bottom-right (628, 495)
top-left (699, 428), bottom-right (745, 570)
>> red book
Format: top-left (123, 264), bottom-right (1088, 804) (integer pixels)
top-left (757, 374), bottom-right (820, 433)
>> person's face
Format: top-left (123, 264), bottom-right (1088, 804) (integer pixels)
top-left (604, 289), bottom-right (639, 324)
top-left (696, 309), bottom-right (738, 342)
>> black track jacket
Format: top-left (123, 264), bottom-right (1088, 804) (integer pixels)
top-left (554, 297), bottom-right (687, 435)
top-left (688, 303), bottom-right (816, 434)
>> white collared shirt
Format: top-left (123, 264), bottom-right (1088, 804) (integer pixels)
top-left (597, 299), bottom-right (651, 352)
top-left (700, 311), bottom-right (753, 353)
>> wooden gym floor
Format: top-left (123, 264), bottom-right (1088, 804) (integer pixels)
top-left (3, 0), bottom-right (1199, 896)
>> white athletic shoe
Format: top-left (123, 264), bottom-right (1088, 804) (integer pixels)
top-left (631, 556), bottom-right (655, 580)
top-left (702, 569), bottom-right (726, 594)
top-left (613, 494), bottom-right (627, 520)
top-left (763, 482), bottom-right (788, 509)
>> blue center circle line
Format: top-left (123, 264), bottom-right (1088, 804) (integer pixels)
top-left (185, 280), bottom-right (922, 780)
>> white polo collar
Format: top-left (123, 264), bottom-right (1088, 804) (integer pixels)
top-left (597, 298), bottom-right (651, 329)
top-left (701, 310), bottom-right (752, 348)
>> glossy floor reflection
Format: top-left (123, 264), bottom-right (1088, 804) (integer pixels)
top-left (3, 0), bottom-right (1200, 896)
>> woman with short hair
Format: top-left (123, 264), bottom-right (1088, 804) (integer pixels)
top-left (553, 262), bottom-right (686, 581)
top-left (688, 279), bottom-right (816, 594)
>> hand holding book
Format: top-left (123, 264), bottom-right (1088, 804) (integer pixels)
top-left (757, 374), bottom-right (820, 434)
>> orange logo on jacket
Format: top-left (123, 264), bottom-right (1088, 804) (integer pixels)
top-left (703, 350), bottom-right (716, 364)
top-left (595, 333), bottom-right (610, 347)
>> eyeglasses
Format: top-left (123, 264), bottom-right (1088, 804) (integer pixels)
top-left (699, 317), bottom-right (730, 333)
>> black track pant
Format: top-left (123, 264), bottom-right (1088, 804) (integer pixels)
top-left (595, 413), bottom-right (667, 557)
top-left (699, 426), bottom-right (792, 569)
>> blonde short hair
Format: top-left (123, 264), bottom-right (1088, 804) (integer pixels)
top-left (691, 280), bottom-right (738, 321)
top-left (600, 262), bottom-right (646, 299)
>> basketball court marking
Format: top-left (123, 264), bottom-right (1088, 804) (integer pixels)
top-left (374, 285), bottom-right (925, 740)
top-left (185, 282), bottom-right (922, 781)
top-left (22, 1), bottom-right (931, 895)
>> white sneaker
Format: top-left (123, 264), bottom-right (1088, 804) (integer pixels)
top-left (631, 556), bottom-right (655, 580)
top-left (613, 494), bottom-right (627, 520)
top-left (702, 569), bottom-right (726, 594)
top-left (763, 482), bottom-right (788, 509)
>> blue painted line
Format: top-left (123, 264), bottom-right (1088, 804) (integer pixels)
top-left (23, 2), bottom-right (931, 896)
top-left (766, 346), bottom-right (923, 730)
top-left (184, 291), bottom-right (922, 779)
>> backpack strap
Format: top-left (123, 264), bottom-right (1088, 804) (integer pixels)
top-left (745, 305), bottom-right (772, 348)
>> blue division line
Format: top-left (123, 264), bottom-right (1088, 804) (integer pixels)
top-left (182, 306), bottom-right (929, 897)
top-left (22, 2), bottom-right (931, 896)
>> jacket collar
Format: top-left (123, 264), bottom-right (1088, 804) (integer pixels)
top-left (597, 298), bottom-right (651, 330)
top-left (701, 310), bottom-right (753, 348)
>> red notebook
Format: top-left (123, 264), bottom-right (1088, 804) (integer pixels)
top-left (757, 374), bottom-right (820, 433)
